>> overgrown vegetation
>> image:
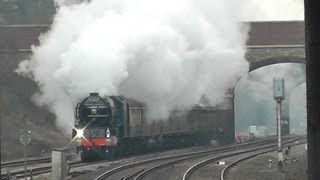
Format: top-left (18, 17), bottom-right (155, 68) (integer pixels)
top-left (0, 53), bottom-right (69, 161)
top-left (0, 0), bottom-right (56, 24)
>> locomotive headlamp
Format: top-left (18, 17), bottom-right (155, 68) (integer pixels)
top-left (75, 138), bottom-right (82, 146)
top-left (106, 128), bottom-right (111, 138)
top-left (91, 108), bottom-right (97, 115)
top-left (75, 128), bottom-right (84, 139)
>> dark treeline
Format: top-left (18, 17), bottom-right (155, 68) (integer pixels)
top-left (0, 0), bottom-right (56, 24)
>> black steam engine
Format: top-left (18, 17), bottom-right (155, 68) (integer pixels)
top-left (72, 93), bottom-right (233, 161)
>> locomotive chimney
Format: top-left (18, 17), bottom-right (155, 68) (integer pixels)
top-left (89, 92), bottom-right (99, 97)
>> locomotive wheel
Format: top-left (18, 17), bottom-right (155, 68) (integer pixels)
top-left (115, 145), bottom-right (123, 158)
top-left (80, 147), bottom-right (97, 162)
top-left (80, 151), bottom-right (90, 162)
top-left (107, 147), bottom-right (116, 160)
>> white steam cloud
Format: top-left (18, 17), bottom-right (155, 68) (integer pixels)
top-left (16, 0), bottom-right (249, 133)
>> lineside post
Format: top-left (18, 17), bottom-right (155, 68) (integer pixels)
top-left (20, 130), bottom-right (31, 180)
top-left (276, 99), bottom-right (283, 171)
top-left (52, 148), bottom-right (68, 180)
top-left (273, 78), bottom-right (285, 172)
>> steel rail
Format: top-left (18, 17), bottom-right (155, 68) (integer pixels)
top-left (2, 136), bottom-right (299, 180)
top-left (0, 160), bottom-right (83, 180)
top-left (220, 140), bottom-right (307, 180)
top-left (94, 136), bottom-right (300, 180)
top-left (120, 169), bottom-right (145, 180)
top-left (133, 137), bottom-right (304, 180)
top-left (94, 141), bottom-right (266, 180)
top-left (182, 137), bottom-right (305, 180)
top-left (1, 154), bottom-right (76, 168)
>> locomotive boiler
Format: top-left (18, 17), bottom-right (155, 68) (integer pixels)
top-left (72, 93), bottom-right (232, 161)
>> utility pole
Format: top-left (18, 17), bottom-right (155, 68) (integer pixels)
top-left (273, 78), bottom-right (285, 172)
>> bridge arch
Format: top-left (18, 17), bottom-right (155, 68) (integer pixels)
top-left (249, 56), bottom-right (305, 72)
top-left (232, 56), bottom-right (305, 136)
top-left (289, 82), bottom-right (306, 134)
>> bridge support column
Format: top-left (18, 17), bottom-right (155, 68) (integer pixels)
top-left (217, 88), bottom-right (235, 144)
top-left (305, 0), bottom-right (320, 179)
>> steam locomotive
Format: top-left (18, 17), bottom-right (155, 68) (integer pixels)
top-left (72, 93), bottom-right (233, 161)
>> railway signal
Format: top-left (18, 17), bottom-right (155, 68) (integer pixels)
top-left (20, 130), bottom-right (31, 180)
top-left (20, 131), bottom-right (31, 145)
top-left (273, 78), bottom-right (285, 172)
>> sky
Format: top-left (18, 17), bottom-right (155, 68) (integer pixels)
top-left (240, 0), bottom-right (304, 21)
top-left (55, 0), bottom-right (305, 21)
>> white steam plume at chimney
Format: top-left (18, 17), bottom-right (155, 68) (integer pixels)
top-left (16, 0), bottom-right (249, 134)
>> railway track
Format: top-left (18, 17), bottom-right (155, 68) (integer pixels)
top-left (2, 154), bottom-right (133, 180)
top-left (1, 160), bottom-right (82, 180)
top-left (0, 155), bottom-right (85, 180)
top-left (94, 135), bottom-right (303, 180)
top-left (1, 154), bottom-right (76, 168)
top-left (0, 158), bottom-right (113, 180)
top-left (219, 139), bottom-right (306, 180)
top-left (182, 137), bottom-right (305, 180)
top-left (0, 136), bottom-right (304, 180)
top-left (1, 158), bottom-right (51, 168)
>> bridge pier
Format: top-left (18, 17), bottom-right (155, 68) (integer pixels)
top-left (305, 0), bottom-right (320, 179)
top-left (218, 88), bottom-right (235, 144)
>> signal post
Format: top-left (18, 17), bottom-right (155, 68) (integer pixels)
top-left (20, 130), bottom-right (31, 180)
top-left (273, 78), bottom-right (285, 172)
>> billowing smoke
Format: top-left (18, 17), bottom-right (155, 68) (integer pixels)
top-left (16, 0), bottom-right (249, 133)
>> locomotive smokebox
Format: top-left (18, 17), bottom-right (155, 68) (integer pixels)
top-left (90, 92), bottom-right (99, 96)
